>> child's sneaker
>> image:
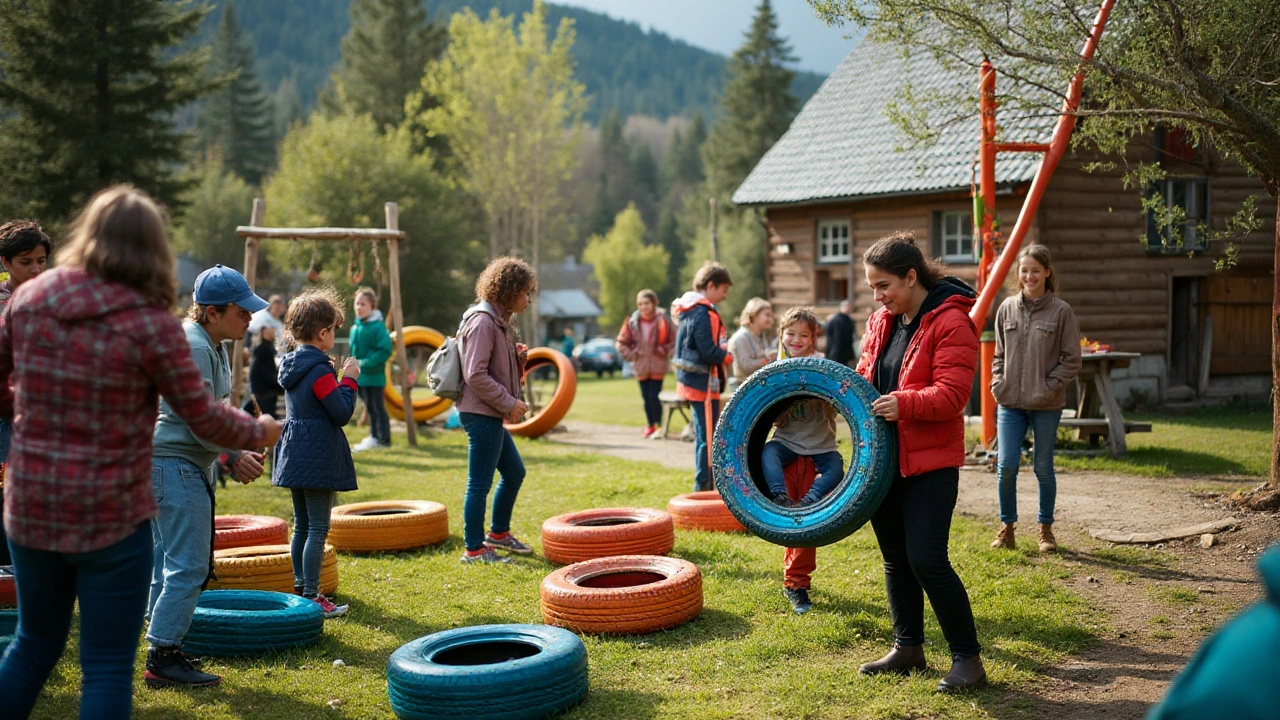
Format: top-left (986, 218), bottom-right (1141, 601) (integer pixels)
top-left (483, 532), bottom-right (533, 555)
top-left (641, 426), bottom-right (658, 439)
top-left (309, 594), bottom-right (349, 619)
top-left (352, 436), bottom-right (379, 453)
top-left (460, 547), bottom-right (511, 564)
top-left (784, 587), bottom-right (812, 615)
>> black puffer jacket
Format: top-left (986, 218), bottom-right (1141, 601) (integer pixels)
top-left (272, 344), bottom-right (358, 491)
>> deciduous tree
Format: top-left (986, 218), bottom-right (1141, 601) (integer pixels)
top-left (584, 204), bottom-right (670, 328)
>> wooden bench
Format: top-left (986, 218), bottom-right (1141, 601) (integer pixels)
top-left (1060, 417), bottom-right (1152, 447)
top-left (658, 391), bottom-right (690, 439)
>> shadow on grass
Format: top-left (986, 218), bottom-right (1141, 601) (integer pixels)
top-left (1057, 547), bottom-right (1242, 585)
top-left (1065, 447), bottom-right (1257, 477)
top-left (571, 688), bottom-right (665, 719)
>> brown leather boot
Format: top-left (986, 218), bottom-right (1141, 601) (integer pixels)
top-left (990, 523), bottom-right (1015, 549)
top-left (937, 654), bottom-right (987, 692)
top-left (1039, 524), bottom-right (1057, 553)
top-left (858, 643), bottom-right (927, 676)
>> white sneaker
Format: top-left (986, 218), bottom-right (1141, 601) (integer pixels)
top-left (352, 436), bottom-right (379, 453)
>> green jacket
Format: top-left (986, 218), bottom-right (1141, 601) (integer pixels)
top-left (1148, 545), bottom-right (1280, 720)
top-left (348, 310), bottom-right (393, 388)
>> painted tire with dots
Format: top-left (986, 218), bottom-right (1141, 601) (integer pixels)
top-left (385, 326), bottom-right (453, 423)
top-left (711, 356), bottom-right (897, 548)
top-left (214, 515), bottom-right (289, 551)
top-left (505, 348), bottom-right (577, 439)
top-left (182, 590), bottom-right (324, 657)
top-left (0, 635), bottom-right (10, 654)
top-left (666, 491), bottom-right (746, 533)
top-left (540, 507), bottom-right (674, 565)
top-left (540, 555), bottom-right (702, 635)
top-left (328, 500), bottom-right (449, 553)
top-left (0, 565), bottom-right (15, 607)
top-left (207, 544), bottom-right (338, 595)
top-left (387, 624), bottom-right (588, 720)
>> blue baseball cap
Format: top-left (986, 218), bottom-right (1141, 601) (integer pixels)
top-left (193, 264), bottom-right (269, 313)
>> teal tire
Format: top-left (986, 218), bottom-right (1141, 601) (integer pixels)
top-left (0, 608), bottom-right (15, 636)
top-left (182, 590), bottom-right (324, 657)
top-left (388, 624), bottom-right (588, 720)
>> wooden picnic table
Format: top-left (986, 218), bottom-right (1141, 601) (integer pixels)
top-left (1060, 351), bottom-right (1151, 458)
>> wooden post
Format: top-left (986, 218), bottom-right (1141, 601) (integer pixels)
top-left (385, 202), bottom-right (417, 447)
top-left (709, 198), bottom-right (719, 262)
top-left (231, 198), bottom-right (265, 409)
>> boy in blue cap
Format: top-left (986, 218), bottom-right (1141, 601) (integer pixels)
top-left (145, 264), bottom-right (269, 688)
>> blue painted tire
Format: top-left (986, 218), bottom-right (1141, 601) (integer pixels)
top-left (711, 356), bottom-right (897, 548)
top-left (0, 635), bottom-right (10, 654)
top-left (182, 590), bottom-right (324, 657)
top-left (388, 624), bottom-right (588, 720)
top-left (0, 608), bottom-right (15, 636)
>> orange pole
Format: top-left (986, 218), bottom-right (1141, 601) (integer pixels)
top-left (977, 59), bottom-right (998, 447)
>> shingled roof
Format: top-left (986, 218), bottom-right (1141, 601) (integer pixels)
top-left (732, 38), bottom-right (1055, 206)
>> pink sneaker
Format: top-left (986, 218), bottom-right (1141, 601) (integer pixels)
top-left (641, 426), bottom-right (658, 439)
top-left (310, 594), bottom-right (349, 619)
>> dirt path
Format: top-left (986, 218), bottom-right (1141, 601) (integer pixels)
top-left (549, 419), bottom-right (1275, 719)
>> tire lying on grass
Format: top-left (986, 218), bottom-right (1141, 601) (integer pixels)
top-left (0, 565), bottom-right (15, 607)
top-left (182, 590), bottom-right (324, 658)
top-left (387, 624), bottom-right (587, 720)
top-left (207, 544), bottom-right (338, 595)
top-left (213, 515), bottom-right (289, 551)
top-left (505, 348), bottom-right (577, 439)
top-left (328, 501), bottom-right (449, 553)
top-left (711, 356), bottom-right (896, 548)
top-left (540, 555), bottom-right (702, 635)
top-left (540, 507), bottom-right (674, 565)
top-left (384, 326), bottom-right (453, 423)
top-left (666, 491), bottom-right (746, 533)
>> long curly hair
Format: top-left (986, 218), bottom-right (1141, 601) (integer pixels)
top-left (475, 256), bottom-right (537, 309)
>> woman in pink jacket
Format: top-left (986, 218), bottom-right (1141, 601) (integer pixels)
top-left (615, 289), bottom-right (675, 438)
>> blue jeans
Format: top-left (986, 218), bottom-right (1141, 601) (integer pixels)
top-left (760, 442), bottom-right (844, 502)
top-left (359, 385), bottom-right (391, 446)
top-left (996, 406), bottom-right (1063, 525)
top-left (460, 412), bottom-right (526, 551)
top-left (291, 489), bottom-right (334, 596)
top-left (691, 398), bottom-right (720, 492)
top-left (0, 524), bottom-right (152, 720)
top-left (146, 457), bottom-right (214, 647)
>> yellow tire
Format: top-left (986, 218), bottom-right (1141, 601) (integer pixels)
top-left (328, 500), bottom-right (449, 553)
top-left (384, 326), bottom-right (453, 423)
top-left (208, 544), bottom-right (338, 595)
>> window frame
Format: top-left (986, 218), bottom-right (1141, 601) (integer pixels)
top-left (1146, 177), bottom-right (1210, 255)
top-left (933, 209), bottom-right (976, 265)
top-left (815, 218), bottom-right (851, 265)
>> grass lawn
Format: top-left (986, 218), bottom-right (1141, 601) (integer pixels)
top-left (564, 375), bottom-right (689, 434)
top-left (28, 426), bottom-right (1101, 720)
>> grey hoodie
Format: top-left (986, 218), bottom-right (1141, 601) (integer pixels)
top-left (152, 321), bottom-right (231, 473)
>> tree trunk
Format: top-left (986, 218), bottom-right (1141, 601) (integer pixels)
top-left (1272, 192), bottom-right (1279, 487)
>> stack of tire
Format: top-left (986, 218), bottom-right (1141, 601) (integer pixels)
top-left (207, 544), bottom-right (339, 595)
top-left (184, 590), bottom-right (325, 657)
top-left (387, 624), bottom-right (587, 720)
top-left (328, 501), bottom-right (448, 553)
top-left (539, 507), bottom-right (702, 636)
top-left (666, 491), bottom-right (746, 533)
top-left (213, 515), bottom-right (289, 551)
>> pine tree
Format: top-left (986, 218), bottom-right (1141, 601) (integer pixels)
top-left (654, 208), bottom-right (686, 304)
top-left (198, 1), bottom-right (278, 187)
top-left (326, 0), bottom-right (447, 130)
top-left (0, 0), bottom-right (217, 222)
top-left (701, 0), bottom-right (798, 199)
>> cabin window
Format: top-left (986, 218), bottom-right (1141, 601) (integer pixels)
top-left (1146, 178), bottom-right (1208, 254)
top-left (816, 219), bottom-right (850, 264)
top-left (933, 210), bottom-right (975, 264)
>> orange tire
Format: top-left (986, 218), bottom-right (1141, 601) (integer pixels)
top-left (541, 507), bottom-right (674, 565)
top-left (328, 500), bottom-right (449, 553)
top-left (540, 555), bottom-right (702, 635)
top-left (384, 326), bottom-right (453, 423)
top-left (214, 515), bottom-right (289, 551)
top-left (208, 544), bottom-right (338, 596)
top-left (506, 348), bottom-right (577, 439)
top-left (0, 566), bottom-right (14, 608)
top-left (666, 491), bottom-right (747, 533)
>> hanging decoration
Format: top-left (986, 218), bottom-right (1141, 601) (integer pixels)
top-left (307, 242), bottom-right (320, 283)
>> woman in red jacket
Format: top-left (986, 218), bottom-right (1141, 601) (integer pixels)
top-left (854, 232), bottom-right (985, 692)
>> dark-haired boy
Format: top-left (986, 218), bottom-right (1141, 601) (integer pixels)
top-left (671, 262), bottom-right (733, 492)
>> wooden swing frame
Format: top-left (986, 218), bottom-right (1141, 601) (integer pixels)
top-left (231, 198), bottom-right (419, 446)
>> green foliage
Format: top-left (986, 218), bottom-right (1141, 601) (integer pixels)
top-left (263, 112), bottom-right (481, 330)
top-left (198, 1), bottom-right (278, 186)
top-left (170, 152), bottom-right (256, 270)
top-left (583, 204), bottom-right (669, 327)
top-left (663, 112), bottom-right (709, 192)
top-left (0, 0), bottom-right (218, 222)
top-left (323, 0), bottom-right (447, 131)
top-left (654, 208), bottom-right (687, 304)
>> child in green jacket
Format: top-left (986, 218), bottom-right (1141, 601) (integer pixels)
top-left (349, 287), bottom-right (394, 450)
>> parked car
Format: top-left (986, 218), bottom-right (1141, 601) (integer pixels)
top-left (574, 337), bottom-right (622, 377)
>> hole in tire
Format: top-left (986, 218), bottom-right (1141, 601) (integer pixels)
top-left (745, 392), bottom-right (853, 507)
top-left (575, 571), bottom-right (666, 588)
top-left (355, 509), bottom-right (413, 516)
top-left (572, 517), bottom-right (641, 527)
top-left (433, 640), bottom-right (541, 666)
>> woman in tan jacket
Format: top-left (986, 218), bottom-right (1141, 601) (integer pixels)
top-left (615, 289), bottom-right (675, 438)
top-left (990, 245), bottom-right (1081, 553)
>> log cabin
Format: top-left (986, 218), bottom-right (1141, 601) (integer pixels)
top-left (732, 38), bottom-right (1275, 405)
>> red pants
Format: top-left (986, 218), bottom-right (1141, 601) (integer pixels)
top-left (783, 456), bottom-right (817, 590)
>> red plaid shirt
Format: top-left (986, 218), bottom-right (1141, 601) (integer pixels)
top-left (0, 268), bottom-right (265, 553)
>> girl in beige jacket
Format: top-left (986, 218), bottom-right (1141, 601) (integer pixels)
top-left (990, 245), bottom-right (1082, 553)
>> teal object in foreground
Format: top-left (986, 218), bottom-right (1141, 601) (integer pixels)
top-left (0, 609), bottom-right (16, 636)
top-left (388, 624), bottom-right (588, 720)
top-left (182, 590), bottom-right (324, 657)
top-left (712, 356), bottom-right (897, 548)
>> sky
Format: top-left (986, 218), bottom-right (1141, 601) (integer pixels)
top-left (551, 0), bottom-right (861, 75)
